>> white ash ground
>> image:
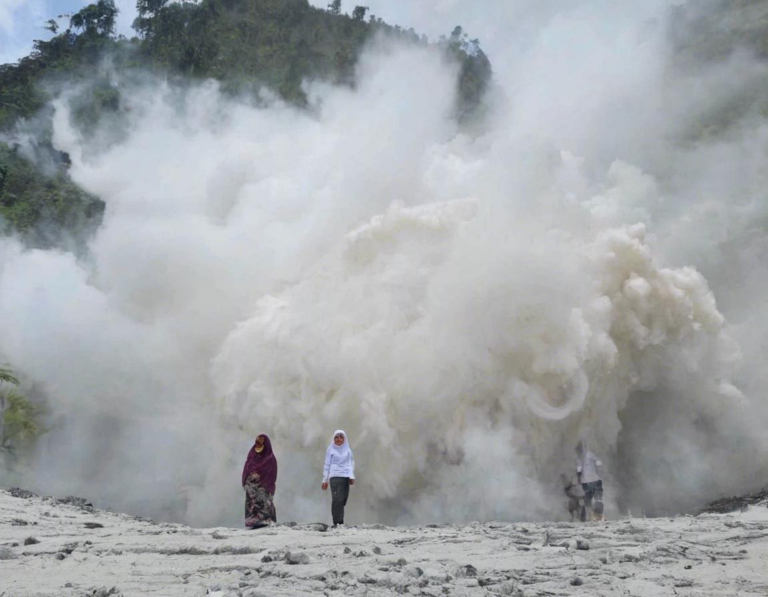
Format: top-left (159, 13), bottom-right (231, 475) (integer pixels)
top-left (1, 489), bottom-right (768, 597)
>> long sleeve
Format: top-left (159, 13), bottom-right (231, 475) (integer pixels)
top-left (349, 450), bottom-right (355, 480)
top-left (576, 456), bottom-right (582, 474)
top-left (323, 447), bottom-right (332, 482)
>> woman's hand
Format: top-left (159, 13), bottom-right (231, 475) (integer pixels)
top-left (349, 479), bottom-right (355, 486)
top-left (322, 482), bottom-right (328, 491)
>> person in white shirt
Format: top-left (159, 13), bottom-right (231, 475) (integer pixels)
top-left (321, 430), bottom-right (355, 527)
top-left (575, 440), bottom-right (604, 521)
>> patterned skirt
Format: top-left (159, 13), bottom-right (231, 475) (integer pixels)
top-left (244, 474), bottom-right (277, 528)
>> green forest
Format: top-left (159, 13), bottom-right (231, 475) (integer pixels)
top-left (0, 0), bottom-right (493, 454)
top-left (0, 0), bottom-right (492, 249)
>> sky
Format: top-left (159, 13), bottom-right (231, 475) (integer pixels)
top-left (0, 0), bottom-right (136, 64)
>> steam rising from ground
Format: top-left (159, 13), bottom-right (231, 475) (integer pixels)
top-left (1, 2), bottom-right (768, 526)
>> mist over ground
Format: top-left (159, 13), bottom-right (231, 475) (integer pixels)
top-left (1, 0), bottom-right (767, 527)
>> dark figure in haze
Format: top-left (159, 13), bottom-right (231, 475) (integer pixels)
top-left (561, 473), bottom-right (583, 522)
top-left (576, 440), bottom-right (604, 521)
top-left (321, 429), bottom-right (355, 527)
top-left (242, 434), bottom-right (278, 529)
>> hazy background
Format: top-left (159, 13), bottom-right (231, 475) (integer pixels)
top-left (1, 0), bottom-right (767, 526)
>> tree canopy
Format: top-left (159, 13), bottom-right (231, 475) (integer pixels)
top-left (0, 0), bottom-right (492, 248)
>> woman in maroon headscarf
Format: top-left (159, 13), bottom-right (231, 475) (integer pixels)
top-left (242, 434), bottom-right (278, 529)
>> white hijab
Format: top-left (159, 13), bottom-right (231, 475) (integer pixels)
top-left (330, 429), bottom-right (352, 457)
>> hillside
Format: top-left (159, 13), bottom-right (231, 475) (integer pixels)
top-left (0, 0), bottom-right (491, 247)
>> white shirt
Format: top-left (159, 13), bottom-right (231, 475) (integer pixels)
top-left (323, 445), bottom-right (355, 481)
top-left (576, 451), bottom-right (602, 484)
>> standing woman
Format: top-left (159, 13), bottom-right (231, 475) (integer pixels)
top-left (242, 434), bottom-right (278, 529)
top-left (321, 430), bottom-right (355, 527)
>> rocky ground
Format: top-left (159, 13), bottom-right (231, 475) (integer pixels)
top-left (1, 489), bottom-right (768, 596)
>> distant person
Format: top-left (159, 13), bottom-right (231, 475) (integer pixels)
top-left (241, 434), bottom-right (278, 529)
top-left (321, 429), bottom-right (355, 527)
top-left (561, 473), bottom-right (583, 522)
top-left (575, 440), bottom-right (604, 521)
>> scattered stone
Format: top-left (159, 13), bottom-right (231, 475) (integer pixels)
top-left (55, 553), bottom-right (66, 560)
top-left (456, 578), bottom-right (480, 587)
top-left (60, 542), bottom-right (78, 554)
top-left (343, 547), bottom-right (352, 554)
top-left (675, 579), bottom-right (694, 588)
top-left (570, 577), bottom-right (584, 586)
top-left (57, 496), bottom-right (94, 510)
top-left (396, 558), bottom-right (408, 566)
top-left (700, 489), bottom-right (768, 514)
top-left (64, 583), bottom-right (73, 588)
top-left (8, 487), bottom-right (37, 499)
top-left (403, 566), bottom-right (424, 578)
top-left (211, 531), bottom-right (227, 540)
top-left (88, 587), bottom-right (122, 597)
top-left (684, 564), bottom-right (693, 570)
top-left (457, 564), bottom-right (478, 578)
top-left (497, 580), bottom-right (521, 596)
top-left (354, 550), bottom-right (369, 557)
top-left (24, 537), bottom-right (40, 545)
top-left (372, 546), bottom-right (382, 554)
top-left (11, 518), bottom-right (29, 526)
top-left (284, 551), bottom-right (310, 565)
top-left (576, 539), bottom-right (590, 551)
top-left (0, 546), bottom-right (18, 560)
top-left (260, 554), bottom-right (273, 563)
top-left (303, 522), bottom-right (328, 532)
top-left (84, 522), bottom-right (104, 529)
top-left (599, 557), bottom-right (608, 564)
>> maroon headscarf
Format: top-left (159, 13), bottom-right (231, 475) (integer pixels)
top-left (241, 434), bottom-right (278, 495)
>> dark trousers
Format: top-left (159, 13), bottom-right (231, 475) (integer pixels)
top-left (581, 480), bottom-right (603, 508)
top-left (330, 477), bottom-right (350, 525)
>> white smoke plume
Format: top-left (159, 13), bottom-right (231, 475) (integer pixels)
top-left (1, 1), bottom-right (767, 526)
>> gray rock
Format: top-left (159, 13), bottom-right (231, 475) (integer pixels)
top-left (576, 539), bottom-right (590, 551)
top-left (8, 487), bottom-right (37, 499)
top-left (570, 577), bottom-right (584, 586)
top-left (284, 551), bottom-right (310, 565)
top-left (372, 546), bottom-right (382, 555)
top-left (403, 566), bottom-right (424, 578)
top-left (24, 537), bottom-right (40, 545)
top-left (88, 588), bottom-right (122, 597)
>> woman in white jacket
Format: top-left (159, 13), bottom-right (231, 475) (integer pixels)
top-left (321, 430), bottom-right (355, 527)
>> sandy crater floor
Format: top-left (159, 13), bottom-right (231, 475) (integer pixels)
top-left (1, 490), bottom-right (768, 596)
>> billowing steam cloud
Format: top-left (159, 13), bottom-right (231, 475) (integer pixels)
top-left (1, 1), bottom-right (767, 526)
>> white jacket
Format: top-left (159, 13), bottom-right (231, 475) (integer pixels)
top-left (323, 430), bottom-right (355, 481)
top-left (576, 450), bottom-right (602, 484)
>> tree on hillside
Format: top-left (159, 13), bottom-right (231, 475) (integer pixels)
top-left (352, 5), bottom-right (368, 21)
top-left (0, 367), bottom-right (39, 453)
top-left (134, 0), bottom-right (170, 38)
top-left (327, 0), bottom-right (342, 16)
top-left (70, 0), bottom-right (118, 37)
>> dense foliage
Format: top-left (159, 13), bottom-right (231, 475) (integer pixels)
top-left (0, 143), bottom-right (104, 248)
top-left (0, 0), bottom-right (492, 249)
top-left (0, 367), bottom-right (39, 454)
